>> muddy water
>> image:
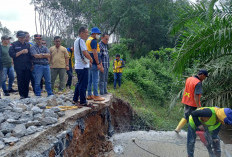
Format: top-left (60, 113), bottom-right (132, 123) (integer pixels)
top-left (110, 131), bottom-right (232, 157)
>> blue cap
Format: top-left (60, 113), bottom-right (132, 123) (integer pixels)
top-left (198, 69), bottom-right (208, 77)
top-left (224, 108), bottom-right (232, 125)
top-left (91, 27), bottom-right (101, 34)
top-left (17, 31), bottom-right (26, 38)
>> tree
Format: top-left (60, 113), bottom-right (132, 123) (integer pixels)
top-left (170, 0), bottom-right (232, 107)
top-left (0, 22), bottom-right (11, 36)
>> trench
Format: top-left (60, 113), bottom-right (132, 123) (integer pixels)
top-left (1, 95), bottom-right (232, 157)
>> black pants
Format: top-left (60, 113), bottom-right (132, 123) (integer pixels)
top-left (16, 69), bottom-right (31, 98)
top-left (73, 68), bottom-right (88, 104)
top-left (66, 62), bottom-right (73, 87)
top-left (184, 105), bottom-right (197, 122)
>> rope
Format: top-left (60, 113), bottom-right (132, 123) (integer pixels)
top-left (132, 139), bottom-right (161, 157)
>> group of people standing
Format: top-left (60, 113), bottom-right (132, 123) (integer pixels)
top-left (0, 27), bottom-right (125, 105)
top-left (73, 26), bottom-right (122, 106)
top-left (175, 70), bottom-right (232, 157)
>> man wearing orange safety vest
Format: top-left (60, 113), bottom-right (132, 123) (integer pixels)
top-left (175, 69), bottom-right (208, 133)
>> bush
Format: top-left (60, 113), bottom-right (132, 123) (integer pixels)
top-left (108, 49), bottom-right (180, 106)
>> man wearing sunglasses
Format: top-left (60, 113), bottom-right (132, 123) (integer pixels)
top-left (30, 34), bottom-right (53, 97)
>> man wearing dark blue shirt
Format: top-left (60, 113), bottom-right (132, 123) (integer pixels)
top-left (31, 34), bottom-right (53, 97)
top-left (0, 44), bottom-right (2, 99)
top-left (9, 31), bottom-right (32, 99)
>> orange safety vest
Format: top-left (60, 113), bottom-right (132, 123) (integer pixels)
top-left (181, 77), bottom-right (201, 107)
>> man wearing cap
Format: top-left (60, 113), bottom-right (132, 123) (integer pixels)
top-left (86, 27), bottom-right (105, 101)
top-left (49, 36), bottom-right (69, 92)
top-left (9, 31), bottom-right (32, 99)
top-left (1, 35), bottom-right (17, 96)
top-left (31, 34), bottom-right (53, 97)
top-left (175, 69), bottom-right (208, 133)
top-left (187, 107), bottom-right (232, 157)
top-left (113, 54), bottom-right (125, 89)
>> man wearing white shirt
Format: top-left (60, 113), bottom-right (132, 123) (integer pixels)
top-left (73, 27), bottom-right (93, 105)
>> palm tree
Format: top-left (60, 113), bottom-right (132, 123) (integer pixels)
top-left (170, 0), bottom-right (232, 107)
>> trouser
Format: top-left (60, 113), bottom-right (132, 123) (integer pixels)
top-left (99, 67), bottom-right (108, 95)
top-left (2, 66), bottom-right (15, 92)
top-left (114, 73), bottom-right (122, 89)
top-left (33, 64), bottom-right (53, 96)
top-left (87, 64), bottom-right (99, 96)
top-left (51, 68), bottom-right (66, 91)
top-left (15, 69), bottom-right (31, 98)
top-left (66, 63), bottom-right (73, 87)
top-left (187, 125), bottom-right (221, 157)
top-left (73, 68), bottom-right (88, 104)
top-left (0, 69), bottom-right (2, 95)
top-left (184, 105), bottom-right (197, 122)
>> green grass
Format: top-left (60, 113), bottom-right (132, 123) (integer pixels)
top-left (108, 80), bottom-right (184, 131)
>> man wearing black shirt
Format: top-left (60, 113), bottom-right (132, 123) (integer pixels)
top-left (0, 44), bottom-right (2, 99)
top-left (9, 31), bottom-right (32, 99)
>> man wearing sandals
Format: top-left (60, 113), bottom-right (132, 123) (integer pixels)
top-left (73, 27), bottom-right (93, 106)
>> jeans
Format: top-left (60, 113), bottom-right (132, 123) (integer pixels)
top-left (51, 68), bottom-right (66, 91)
top-left (73, 68), bottom-right (88, 104)
top-left (99, 67), bottom-right (108, 95)
top-left (66, 65), bottom-right (73, 87)
top-left (15, 69), bottom-right (31, 98)
top-left (184, 105), bottom-right (197, 122)
top-left (2, 66), bottom-right (15, 92)
top-left (0, 69), bottom-right (2, 92)
top-left (187, 124), bottom-right (221, 157)
top-left (87, 64), bottom-right (99, 96)
top-left (33, 64), bottom-right (53, 96)
top-left (114, 73), bottom-right (122, 89)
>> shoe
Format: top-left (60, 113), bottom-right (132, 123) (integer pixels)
top-left (20, 96), bottom-right (26, 100)
top-left (80, 102), bottom-right (93, 108)
top-left (8, 88), bottom-right (18, 93)
top-left (87, 95), bottom-right (94, 100)
top-left (93, 95), bottom-right (105, 101)
top-left (4, 91), bottom-right (10, 96)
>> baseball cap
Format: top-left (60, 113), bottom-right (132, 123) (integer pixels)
top-left (1, 35), bottom-right (12, 40)
top-left (34, 34), bottom-right (42, 39)
top-left (16, 31), bottom-right (26, 38)
top-left (198, 69), bottom-right (208, 77)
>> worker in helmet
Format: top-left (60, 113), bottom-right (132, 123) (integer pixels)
top-left (187, 107), bottom-right (232, 157)
top-left (175, 69), bottom-right (208, 133)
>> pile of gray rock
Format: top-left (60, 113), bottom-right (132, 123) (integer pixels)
top-left (0, 91), bottom-right (74, 150)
